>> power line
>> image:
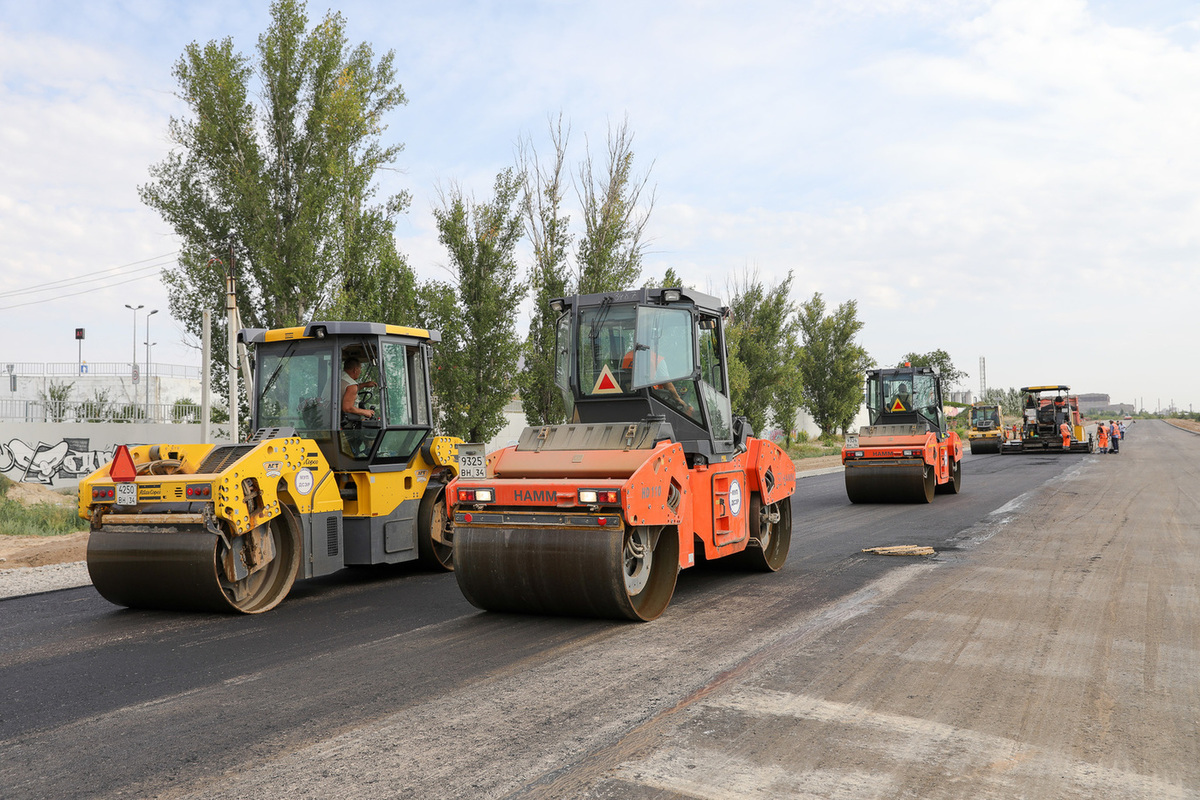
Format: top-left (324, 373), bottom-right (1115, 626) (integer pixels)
top-left (0, 251), bottom-right (180, 300)
top-left (0, 269), bottom-right (174, 311)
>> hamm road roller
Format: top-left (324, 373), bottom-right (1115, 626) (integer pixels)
top-left (80, 321), bottom-right (461, 614)
top-left (447, 287), bottom-right (797, 621)
top-left (967, 402), bottom-right (1006, 454)
top-left (1000, 385), bottom-right (1093, 454)
top-left (842, 364), bottom-right (963, 503)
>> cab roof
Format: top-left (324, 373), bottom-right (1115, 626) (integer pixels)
top-left (1020, 385), bottom-right (1070, 394)
top-left (238, 321), bottom-right (438, 345)
top-left (550, 287), bottom-right (727, 316)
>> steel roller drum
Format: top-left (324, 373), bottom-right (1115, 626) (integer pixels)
top-left (844, 460), bottom-right (936, 504)
top-left (453, 525), bottom-right (680, 621)
top-left (87, 517), bottom-right (299, 614)
top-left (87, 530), bottom-right (237, 612)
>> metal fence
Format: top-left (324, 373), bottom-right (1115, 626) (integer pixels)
top-left (0, 399), bottom-right (203, 424)
top-left (2, 362), bottom-right (201, 379)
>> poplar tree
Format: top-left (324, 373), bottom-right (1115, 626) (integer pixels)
top-left (139, 0), bottom-right (414, 371)
top-left (430, 169), bottom-right (527, 443)
top-left (797, 293), bottom-right (873, 436)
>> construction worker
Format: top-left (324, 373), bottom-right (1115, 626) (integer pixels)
top-left (1059, 421), bottom-right (1071, 449)
top-left (1096, 421), bottom-right (1109, 454)
top-left (1109, 420), bottom-right (1120, 454)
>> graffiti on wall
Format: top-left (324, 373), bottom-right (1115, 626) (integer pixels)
top-left (0, 437), bottom-right (116, 485)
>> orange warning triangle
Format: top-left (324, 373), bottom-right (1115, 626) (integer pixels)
top-left (591, 364), bottom-right (624, 395)
top-left (890, 398), bottom-right (906, 412)
top-left (110, 445), bottom-right (137, 482)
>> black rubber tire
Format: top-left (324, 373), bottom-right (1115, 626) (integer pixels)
top-left (732, 494), bottom-right (792, 571)
top-left (417, 484), bottom-right (454, 571)
top-left (936, 456), bottom-right (962, 495)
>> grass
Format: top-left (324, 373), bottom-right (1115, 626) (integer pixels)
top-left (783, 438), bottom-right (844, 460)
top-left (0, 475), bottom-right (89, 538)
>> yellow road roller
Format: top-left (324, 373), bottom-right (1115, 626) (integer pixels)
top-left (79, 321), bottom-right (461, 614)
top-left (967, 402), bottom-right (1006, 454)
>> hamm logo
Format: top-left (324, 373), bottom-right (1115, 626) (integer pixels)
top-left (514, 489), bottom-right (556, 503)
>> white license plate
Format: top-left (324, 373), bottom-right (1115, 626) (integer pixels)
top-left (845, 435), bottom-right (859, 448)
top-left (116, 483), bottom-right (137, 506)
top-left (457, 444), bottom-right (487, 480)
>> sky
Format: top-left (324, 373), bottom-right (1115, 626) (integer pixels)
top-left (1, 0), bottom-right (1197, 413)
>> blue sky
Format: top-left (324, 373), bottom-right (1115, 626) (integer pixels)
top-left (1, 0), bottom-right (1198, 412)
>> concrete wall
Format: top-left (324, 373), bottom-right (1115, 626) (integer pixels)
top-left (0, 422), bottom-right (218, 489)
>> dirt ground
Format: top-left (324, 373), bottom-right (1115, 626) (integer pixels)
top-left (0, 456), bottom-right (847, 571)
top-left (1164, 417), bottom-right (1200, 433)
top-left (0, 483), bottom-right (89, 569)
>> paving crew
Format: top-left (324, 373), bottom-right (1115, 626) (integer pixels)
top-left (1059, 421), bottom-right (1071, 449)
top-left (1109, 420), bottom-right (1120, 454)
top-left (1096, 421), bottom-right (1109, 454)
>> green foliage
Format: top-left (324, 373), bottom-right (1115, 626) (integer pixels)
top-left (576, 117), bottom-right (654, 294)
top-left (516, 117), bottom-right (573, 427)
top-left (80, 388), bottom-right (114, 422)
top-left (0, 494), bottom-right (89, 537)
top-left (172, 397), bottom-right (201, 424)
top-left (642, 266), bottom-right (686, 289)
top-left (38, 380), bottom-right (75, 423)
top-left (726, 270), bottom-right (798, 438)
top-left (981, 386), bottom-right (1023, 417)
top-left (430, 169), bottom-right (527, 443)
top-left (139, 0), bottom-right (414, 399)
top-left (899, 349), bottom-right (967, 389)
top-left (796, 292), bottom-right (873, 437)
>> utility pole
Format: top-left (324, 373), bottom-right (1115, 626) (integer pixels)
top-left (124, 303), bottom-right (143, 385)
top-left (226, 252), bottom-right (239, 442)
top-left (145, 309), bottom-right (158, 420)
top-left (979, 356), bottom-right (986, 398)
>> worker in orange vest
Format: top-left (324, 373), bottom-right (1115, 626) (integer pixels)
top-left (1109, 420), bottom-right (1120, 454)
top-left (1096, 421), bottom-right (1109, 454)
top-left (1059, 421), bottom-right (1071, 449)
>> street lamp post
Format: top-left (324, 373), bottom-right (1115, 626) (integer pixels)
top-left (124, 304), bottom-right (143, 383)
top-left (145, 309), bottom-right (158, 419)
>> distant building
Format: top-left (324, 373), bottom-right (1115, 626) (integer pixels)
top-left (1076, 392), bottom-right (1133, 416)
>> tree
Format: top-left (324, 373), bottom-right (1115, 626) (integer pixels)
top-left (982, 386), bottom-right (1023, 417)
top-left (725, 269), bottom-right (797, 438)
top-left (898, 349), bottom-right (967, 389)
top-left (575, 117), bottom-right (655, 294)
top-left (430, 169), bottom-right (527, 443)
top-left (796, 293), bottom-right (873, 437)
top-left (642, 266), bottom-right (685, 289)
top-left (139, 0), bottom-right (414, 395)
top-left (515, 117), bottom-right (573, 427)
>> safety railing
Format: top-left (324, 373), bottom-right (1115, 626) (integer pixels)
top-left (0, 399), bottom-right (203, 424)
top-left (1, 362), bottom-right (201, 379)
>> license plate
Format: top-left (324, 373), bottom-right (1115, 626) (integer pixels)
top-left (845, 434), bottom-right (859, 448)
top-left (116, 483), bottom-right (137, 506)
top-left (457, 443), bottom-right (487, 480)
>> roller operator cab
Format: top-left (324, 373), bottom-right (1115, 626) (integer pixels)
top-left (80, 322), bottom-right (462, 614)
top-left (1000, 385), bottom-right (1093, 454)
top-left (841, 365), bottom-right (964, 503)
top-left (447, 288), bottom-right (797, 622)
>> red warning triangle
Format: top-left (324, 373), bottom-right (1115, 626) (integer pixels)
top-left (890, 398), bottom-right (906, 412)
top-left (110, 445), bottom-right (137, 482)
top-left (592, 364), bottom-right (624, 395)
